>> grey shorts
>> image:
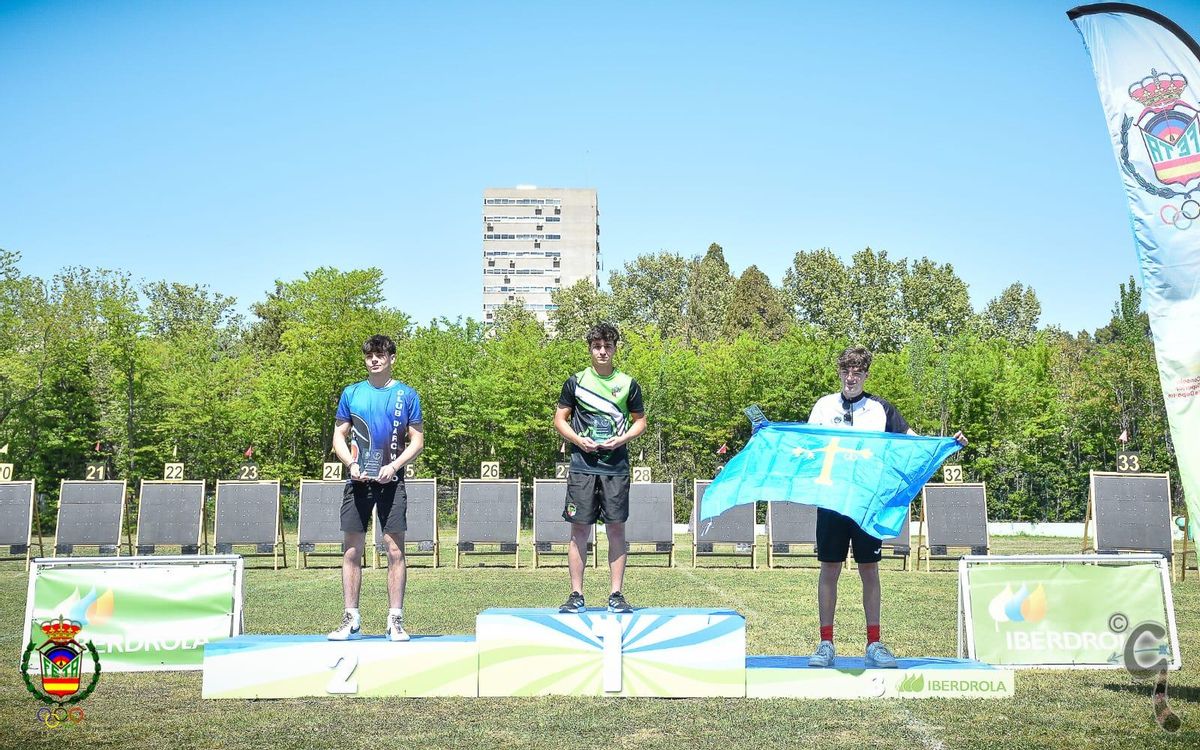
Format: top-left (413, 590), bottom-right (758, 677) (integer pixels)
top-left (563, 472), bottom-right (630, 525)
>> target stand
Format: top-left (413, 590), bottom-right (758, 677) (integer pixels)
top-left (0, 480), bottom-right (43, 569)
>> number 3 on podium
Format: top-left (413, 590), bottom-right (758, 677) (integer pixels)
top-left (326, 654), bottom-right (358, 694)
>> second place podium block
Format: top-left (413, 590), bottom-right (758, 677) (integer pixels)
top-left (202, 635), bottom-right (478, 698)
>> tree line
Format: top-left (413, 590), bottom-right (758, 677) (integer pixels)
top-left (0, 244), bottom-right (1174, 524)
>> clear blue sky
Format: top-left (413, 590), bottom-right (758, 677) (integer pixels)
top-left (4, 0), bottom-right (1200, 334)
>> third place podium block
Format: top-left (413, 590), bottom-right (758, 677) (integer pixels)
top-left (476, 608), bottom-right (745, 697)
top-left (745, 655), bottom-right (1014, 699)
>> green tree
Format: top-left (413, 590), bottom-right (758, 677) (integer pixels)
top-left (721, 265), bottom-right (791, 340)
top-left (608, 252), bottom-right (690, 335)
top-left (980, 282), bottom-right (1041, 345)
top-left (847, 247), bottom-right (905, 352)
top-left (782, 247), bottom-right (853, 339)
top-left (548, 279), bottom-right (613, 341)
top-left (900, 258), bottom-right (975, 341)
top-left (246, 267), bottom-right (410, 480)
top-left (0, 250), bottom-right (51, 431)
top-left (683, 243), bottom-right (734, 344)
top-left (141, 281), bottom-right (249, 483)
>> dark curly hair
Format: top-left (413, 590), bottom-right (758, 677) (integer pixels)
top-left (837, 346), bottom-right (872, 372)
top-left (361, 334), bottom-right (397, 356)
top-left (585, 322), bottom-right (620, 346)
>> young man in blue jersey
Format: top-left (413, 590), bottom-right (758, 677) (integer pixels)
top-left (807, 346), bottom-right (966, 668)
top-left (328, 334), bottom-right (424, 641)
top-left (554, 322), bottom-right (646, 614)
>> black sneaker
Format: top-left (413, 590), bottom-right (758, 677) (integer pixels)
top-left (559, 591), bottom-right (586, 614)
top-left (607, 591), bottom-right (633, 613)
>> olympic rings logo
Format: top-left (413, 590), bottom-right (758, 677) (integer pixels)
top-left (36, 706), bottom-right (86, 729)
top-left (1159, 199), bottom-right (1200, 230)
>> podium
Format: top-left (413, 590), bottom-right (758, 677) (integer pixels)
top-left (202, 635), bottom-right (478, 698)
top-left (201, 610), bottom-right (1013, 700)
top-left (477, 608), bottom-right (745, 697)
top-left (746, 655), bottom-right (1014, 699)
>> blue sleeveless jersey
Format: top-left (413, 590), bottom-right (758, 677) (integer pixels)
top-left (335, 380), bottom-right (423, 469)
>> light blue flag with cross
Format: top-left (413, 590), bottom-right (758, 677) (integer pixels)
top-left (701, 422), bottom-right (962, 539)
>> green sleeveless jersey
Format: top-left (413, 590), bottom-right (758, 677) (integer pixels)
top-left (557, 367), bottom-right (645, 475)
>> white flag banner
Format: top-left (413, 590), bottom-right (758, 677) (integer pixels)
top-left (1070, 3), bottom-right (1200, 527)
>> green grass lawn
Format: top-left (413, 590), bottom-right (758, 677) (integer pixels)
top-left (1, 534), bottom-right (1197, 750)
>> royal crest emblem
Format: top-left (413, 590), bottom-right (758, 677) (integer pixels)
top-left (1120, 69), bottom-right (1200, 229)
top-left (21, 616), bottom-right (101, 729)
top-left (1131, 70), bottom-right (1200, 185)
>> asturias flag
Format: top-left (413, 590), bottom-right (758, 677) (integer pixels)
top-left (700, 422), bottom-right (961, 539)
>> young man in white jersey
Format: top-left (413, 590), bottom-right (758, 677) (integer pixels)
top-left (553, 322), bottom-right (647, 614)
top-left (807, 346), bottom-right (966, 668)
top-left (327, 334), bottom-right (424, 642)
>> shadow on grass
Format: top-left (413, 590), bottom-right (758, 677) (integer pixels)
top-left (1104, 682), bottom-right (1200, 703)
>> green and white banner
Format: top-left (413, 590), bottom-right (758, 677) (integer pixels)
top-left (22, 556), bottom-right (243, 672)
top-left (960, 555), bottom-right (1179, 669)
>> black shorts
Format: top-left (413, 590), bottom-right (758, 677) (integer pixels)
top-left (815, 507), bottom-right (882, 564)
top-left (563, 472), bottom-right (630, 525)
top-left (341, 480), bottom-right (407, 534)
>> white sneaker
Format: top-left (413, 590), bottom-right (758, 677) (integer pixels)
top-left (386, 612), bottom-right (410, 642)
top-left (809, 639), bottom-right (836, 668)
top-left (865, 641), bottom-right (898, 668)
top-left (327, 612), bottom-right (361, 641)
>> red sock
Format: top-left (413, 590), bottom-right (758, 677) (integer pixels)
top-left (820, 625), bottom-right (833, 642)
top-left (867, 625), bottom-right (881, 644)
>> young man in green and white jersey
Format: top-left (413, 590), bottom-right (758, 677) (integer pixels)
top-left (553, 322), bottom-right (646, 614)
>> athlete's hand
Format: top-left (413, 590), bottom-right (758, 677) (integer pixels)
top-left (349, 462), bottom-right (366, 481)
top-left (953, 431), bottom-right (969, 447)
top-left (577, 437), bottom-right (600, 453)
top-left (376, 463), bottom-right (398, 483)
top-left (598, 435), bottom-right (624, 451)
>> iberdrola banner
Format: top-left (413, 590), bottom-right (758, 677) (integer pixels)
top-left (22, 556), bottom-right (243, 672)
top-left (1069, 4), bottom-right (1200, 526)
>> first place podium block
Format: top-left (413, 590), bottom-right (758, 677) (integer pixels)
top-left (202, 635), bottom-right (478, 698)
top-left (477, 608), bottom-right (745, 697)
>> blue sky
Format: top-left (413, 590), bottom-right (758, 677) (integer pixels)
top-left (3, 0), bottom-right (1200, 334)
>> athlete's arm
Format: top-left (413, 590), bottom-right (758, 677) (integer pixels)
top-left (907, 427), bottom-right (968, 446)
top-left (599, 411), bottom-right (646, 451)
top-left (555, 405), bottom-right (599, 453)
top-left (333, 419), bottom-right (364, 481)
top-left (377, 423), bottom-right (424, 483)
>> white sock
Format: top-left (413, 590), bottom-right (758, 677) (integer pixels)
top-left (388, 607), bottom-right (403, 618)
top-left (346, 608), bottom-right (360, 627)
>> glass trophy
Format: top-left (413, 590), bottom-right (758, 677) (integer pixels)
top-left (360, 449), bottom-right (384, 480)
top-left (743, 404), bottom-right (768, 432)
top-left (591, 419), bottom-right (614, 442)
